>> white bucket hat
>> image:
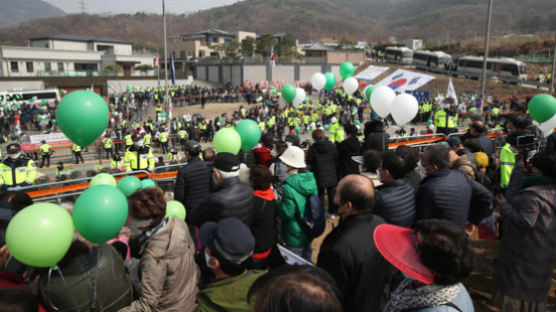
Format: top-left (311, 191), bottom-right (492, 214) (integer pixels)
top-left (279, 146), bottom-right (306, 169)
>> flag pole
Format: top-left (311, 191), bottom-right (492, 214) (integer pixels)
top-left (479, 0), bottom-right (493, 116)
top-left (162, 0), bottom-right (170, 130)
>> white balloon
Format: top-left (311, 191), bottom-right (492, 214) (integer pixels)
top-left (370, 86), bottom-right (395, 118)
top-left (540, 114), bottom-right (556, 137)
top-left (342, 77), bottom-right (359, 95)
top-left (311, 73), bottom-right (326, 91)
top-left (390, 93), bottom-right (419, 126)
top-left (292, 88), bottom-right (306, 107)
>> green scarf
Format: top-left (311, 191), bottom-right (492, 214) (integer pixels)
top-left (521, 175), bottom-right (556, 189)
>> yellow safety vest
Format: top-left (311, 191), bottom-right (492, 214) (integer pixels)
top-left (124, 146), bottom-right (155, 172)
top-left (499, 143), bottom-right (517, 188)
top-left (159, 132), bottom-right (169, 143)
top-left (0, 157), bottom-right (37, 186)
top-left (143, 133), bottom-right (152, 145)
top-left (434, 110), bottom-right (447, 128)
top-left (102, 137), bottom-right (113, 149)
top-left (40, 144), bottom-right (51, 155)
top-left (72, 144), bottom-right (82, 152)
top-left (329, 122), bottom-right (345, 143)
top-left (111, 159), bottom-right (124, 169)
top-left (178, 130), bottom-right (187, 140)
top-left (124, 135), bottom-right (133, 146)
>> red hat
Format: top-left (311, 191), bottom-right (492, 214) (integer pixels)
top-left (373, 224), bottom-right (434, 284)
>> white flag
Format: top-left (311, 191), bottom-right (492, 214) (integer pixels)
top-left (446, 79), bottom-right (458, 107)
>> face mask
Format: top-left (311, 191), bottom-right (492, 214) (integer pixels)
top-left (8, 153), bottom-right (20, 159)
top-left (205, 250), bottom-right (216, 269)
top-left (417, 160), bottom-right (427, 176)
top-left (376, 169), bottom-right (381, 182)
top-left (134, 140), bottom-right (143, 147)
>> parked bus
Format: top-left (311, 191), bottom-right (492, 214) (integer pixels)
top-left (457, 56), bottom-right (527, 80)
top-left (385, 47), bottom-right (414, 64)
top-left (0, 88), bottom-right (61, 103)
top-left (413, 50), bottom-right (453, 69)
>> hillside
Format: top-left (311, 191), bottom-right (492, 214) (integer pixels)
top-left (0, 0), bottom-right (554, 51)
top-left (0, 0), bottom-right (64, 27)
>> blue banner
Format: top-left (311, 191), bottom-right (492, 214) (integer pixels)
top-left (406, 90), bottom-right (430, 104)
top-left (170, 51), bottom-right (176, 86)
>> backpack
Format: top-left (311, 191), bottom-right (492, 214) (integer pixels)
top-left (295, 194), bottom-right (326, 238)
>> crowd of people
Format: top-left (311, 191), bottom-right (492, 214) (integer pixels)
top-left (0, 79), bottom-right (554, 312)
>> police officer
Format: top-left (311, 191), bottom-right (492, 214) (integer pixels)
top-left (102, 135), bottom-right (113, 159)
top-left (111, 153), bottom-right (124, 170)
top-left (39, 140), bottom-right (52, 168)
top-left (159, 128), bottom-right (169, 154)
top-left (72, 144), bottom-right (84, 164)
top-left (124, 133), bottom-right (155, 172)
top-left (0, 143), bottom-right (37, 188)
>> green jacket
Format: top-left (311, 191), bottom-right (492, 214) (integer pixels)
top-left (196, 270), bottom-right (266, 312)
top-left (277, 172), bottom-right (318, 247)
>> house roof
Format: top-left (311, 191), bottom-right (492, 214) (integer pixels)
top-left (182, 29), bottom-right (235, 38)
top-left (29, 34), bottom-right (130, 44)
top-left (302, 42), bottom-right (331, 51)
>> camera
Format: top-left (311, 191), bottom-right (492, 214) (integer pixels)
top-left (516, 134), bottom-right (536, 150)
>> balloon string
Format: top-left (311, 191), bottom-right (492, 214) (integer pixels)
top-left (46, 268), bottom-right (59, 311)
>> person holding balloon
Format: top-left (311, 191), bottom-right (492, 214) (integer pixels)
top-left (120, 188), bottom-right (198, 312)
top-left (124, 133), bottom-right (155, 172)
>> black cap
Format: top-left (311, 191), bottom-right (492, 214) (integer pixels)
top-left (213, 152), bottom-right (240, 172)
top-left (131, 133), bottom-right (144, 141)
top-left (184, 140), bottom-right (201, 154)
top-left (285, 134), bottom-right (300, 147)
top-left (446, 136), bottom-right (462, 147)
top-left (199, 217), bottom-right (255, 264)
top-left (7, 143), bottom-right (20, 154)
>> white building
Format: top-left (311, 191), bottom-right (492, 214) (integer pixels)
top-left (0, 34), bottom-right (154, 77)
top-left (402, 39), bottom-right (423, 51)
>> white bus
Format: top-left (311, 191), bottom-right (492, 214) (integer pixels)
top-left (457, 56), bottom-right (527, 80)
top-left (413, 50), bottom-right (453, 69)
top-left (0, 88), bottom-right (61, 103)
top-left (385, 47), bottom-right (414, 64)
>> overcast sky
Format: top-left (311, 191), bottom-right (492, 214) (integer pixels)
top-left (43, 0), bottom-right (239, 14)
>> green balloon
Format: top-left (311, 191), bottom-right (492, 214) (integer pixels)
top-left (6, 203), bottom-right (73, 267)
top-left (166, 200), bottom-right (186, 220)
top-left (56, 90), bottom-right (109, 147)
top-left (324, 124), bottom-right (330, 131)
top-left (37, 115), bottom-right (43, 121)
top-left (340, 62), bottom-right (355, 79)
top-left (73, 185), bottom-right (128, 244)
top-left (118, 176), bottom-right (142, 197)
top-left (52, 119), bottom-right (57, 124)
top-left (528, 94), bottom-right (556, 123)
top-left (141, 179), bottom-right (156, 189)
top-left (90, 173), bottom-right (117, 188)
top-left (365, 85), bottom-right (376, 101)
top-left (281, 84), bottom-right (297, 103)
top-left (213, 128), bottom-right (242, 154)
top-left (235, 119), bottom-right (261, 152)
top-left (324, 72), bottom-right (337, 91)
top-left (126, 85), bottom-right (131, 91)
top-left (41, 99), bottom-right (47, 106)
top-left (355, 120), bottom-right (361, 126)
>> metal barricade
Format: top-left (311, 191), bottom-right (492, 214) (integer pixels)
top-left (152, 163), bottom-right (187, 182)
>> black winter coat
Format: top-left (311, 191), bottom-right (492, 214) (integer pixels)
top-left (317, 213), bottom-right (391, 312)
top-left (307, 139), bottom-right (338, 188)
top-left (375, 180), bottom-right (416, 227)
top-left (337, 136), bottom-right (361, 178)
top-left (173, 157), bottom-right (212, 223)
top-left (191, 177), bottom-right (255, 227)
top-left (416, 169), bottom-right (493, 228)
top-left (362, 132), bottom-right (389, 152)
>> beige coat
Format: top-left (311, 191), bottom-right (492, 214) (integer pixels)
top-left (119, 218), bottom-right (198, 312)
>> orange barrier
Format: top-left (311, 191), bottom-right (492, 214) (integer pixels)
top-left (27, 171), bottom-right (176, 199)
top-left (388, 131), bottom-right (504, 148)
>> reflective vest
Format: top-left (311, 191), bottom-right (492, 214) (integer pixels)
top-left (40, 144), bottom-right (52, 156)
top-left (124, 146), bottom-right (155, 172)
top-left (447, 114), bottom-right (458, 128)
top-left (499, 143), bottom-right (517, 188)
top-left (259, 122), bottom-right (265, 132)
top-left (143, 133), bottom-right (152, 146)
top-left (111, 159), bottom-right (124, 169)
top-left (329, 122), bottom-right (345, 143)
top-left (491, 107), bottom-right (500, 116)
top-left (102, 137), bottom-right (113, 149)
top-left (159, 132), bottom-right (169, 143)
top-left (0, 157), bottom-right (37, 186)
top-left (72, 144), bottom-right (82, 152)
top-left (124, 135), bottom-right (133, 146)
top-left (178, 130), bottom-right (187, 140)
top-left (120, 120), bottom-right (127, 128)
top-left (302, 115), bottom-right (310, 125)
top-left (434, 109), bottom-right (447, 128)
top-left (312, 113), bottom-right (318, 122)
top-left (199, 122), bottom-right (207, 131)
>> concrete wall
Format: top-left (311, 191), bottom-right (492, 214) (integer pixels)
top-left (208, 65), bottom-right (219, 83)
top-left (51, 40), bottom-right (89, 51)
top-left (299, 65), bottom-right (322, 82)
top-left (243, 65), bottom-right (266, 83)
top-left (272, 65), bottom-right (295, 82)
top-left (231, 65), bottom-right (242, 86)
top-left (196, 66), bottom-right (206, 81)
top-left (327, 51), bottom-right (365, 65)
top-left (222, 66), bottom-right (231, 84)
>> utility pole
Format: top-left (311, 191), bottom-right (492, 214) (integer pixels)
top-left (162, 0), bottom-right (170, 129)
top-left (550, 37), bottom-right (556, 95)
top-left (479, 0), bottom-right (493, 115)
